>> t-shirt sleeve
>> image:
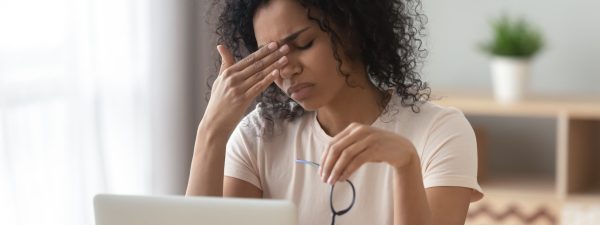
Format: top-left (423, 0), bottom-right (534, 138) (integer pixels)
top-left (224, 117), bottom-right (262, 190)
top-left (421, 108), bottom-right (484, 202)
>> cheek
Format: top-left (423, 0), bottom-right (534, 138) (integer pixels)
top-left (274, 78), bottom-right (285, 93)
top-left (274, 80), bottom-right (282, 89)
top-left (308, 42), bottom-right (343, 75)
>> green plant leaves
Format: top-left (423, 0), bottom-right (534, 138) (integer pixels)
top-left (480, 15), bottom-right (544, 58)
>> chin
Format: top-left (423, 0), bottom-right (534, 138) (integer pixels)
top-left (294, 98), bottom-right (325, 111)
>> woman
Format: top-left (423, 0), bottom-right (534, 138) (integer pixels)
top-left (186, 0), bottom-right (484, 224)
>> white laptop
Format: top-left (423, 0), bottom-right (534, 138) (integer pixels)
top-left (94, 194), bottom-right (297, 225)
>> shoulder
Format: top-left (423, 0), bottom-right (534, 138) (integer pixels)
top-left (383, 96), bottom-right (470, 133)
top-left (230, 104), bottom-right (312, 142)
top-left (418, 101), bottom-right (470, 129)
top-left (411, 101), bottom-right (474, 142)
top-left (379, 97), bottom-right (475, 159)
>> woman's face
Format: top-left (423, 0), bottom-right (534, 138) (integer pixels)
top-left (253, 0), bottom-right (361, 111)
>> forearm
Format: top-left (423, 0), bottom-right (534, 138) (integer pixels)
top-left (185, 121), bottom-right (232, 197)
top-left (393, 151), bottom-right (433, 225)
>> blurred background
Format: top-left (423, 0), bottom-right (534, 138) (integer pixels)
top-left (0, 0), bottom-right (598, 225)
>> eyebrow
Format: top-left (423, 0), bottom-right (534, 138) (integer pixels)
top-left (258, 26), bottom-right (310, 49)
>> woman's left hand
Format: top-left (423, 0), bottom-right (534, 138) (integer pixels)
top-left (319, 122), bottom-right (418, 184)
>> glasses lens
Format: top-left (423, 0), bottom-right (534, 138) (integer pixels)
top-left (330, 181), bottom-right (356, 215)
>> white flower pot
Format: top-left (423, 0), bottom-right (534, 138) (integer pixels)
top-left (490, 57), bottom-right (530, 103)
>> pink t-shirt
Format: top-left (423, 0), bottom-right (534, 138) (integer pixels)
top-left (225, 94), bottom-right (483, 225)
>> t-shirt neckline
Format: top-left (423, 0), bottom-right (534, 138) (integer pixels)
top-left (311, 93), bottom-right (397, 142)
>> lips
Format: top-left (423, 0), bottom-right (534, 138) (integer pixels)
top-left (286, 83), bottom-right (314, 96)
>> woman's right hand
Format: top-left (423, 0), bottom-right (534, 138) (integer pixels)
top-left (201, 42), bottom-right (290, 136)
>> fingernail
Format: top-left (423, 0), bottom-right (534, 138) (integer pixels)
top-left (278, 56), bottom-right (288, 65)
top-left (327, 176), bottom-right (334, 185)
top-left (279, 45), bottom-right (289, 54)
top-left (268, 42), bottom-right (277, 50)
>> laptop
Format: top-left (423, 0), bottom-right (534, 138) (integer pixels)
top-left (94, 194), bottom-right (297, 225)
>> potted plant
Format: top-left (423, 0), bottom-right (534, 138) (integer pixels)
top-left (480, 15), bottom-right (544, 103)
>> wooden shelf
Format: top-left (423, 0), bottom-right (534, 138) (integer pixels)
top-left (434, 90), bottom-right (600, 225)
top-left (433, 91), bottom-right (600, 119)
top-left (559, 118), bottom-right (600, 198)
top-left (480, 175), bottom-right (556, 198)
top-left (566, 192), bottom-right (600, 204)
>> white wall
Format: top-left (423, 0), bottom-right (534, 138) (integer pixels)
top-left (148, 0), bottom-right (198, 194)
top-left (421, 0), bottom-right (600, 177)
top-left (422, 0), bottom-right (600, 94)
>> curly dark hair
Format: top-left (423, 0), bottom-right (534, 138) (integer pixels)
top-left (208, 0), bottom-right (430, 133)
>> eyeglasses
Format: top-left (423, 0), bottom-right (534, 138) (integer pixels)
top-left (295, 160), bottom-right (356, 225)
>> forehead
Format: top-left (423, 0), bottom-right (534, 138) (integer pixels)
top-left (252, 0), bottom-right (311, 46)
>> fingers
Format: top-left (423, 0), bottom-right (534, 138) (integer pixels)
top-left (244, 69), bottom-right (279, 98)
top-left (228, 42), bottom-right (281, 73)
top-left (320, 123), bottom-right (367, 183)
top-left (237, 44), bottom-right (288, 99)
top-left (326, 138), bottom-right (371, 184)
top-left (216, 42), bottom-right (288, 96)
top-left (217, 45), bottom-right (235, 75)
top-left (336, 150), bottom-right (371, 183)
top-left (239, 54), bottom-right (288, 90)
top-left (237, 44), bottom-right (289, 81)
top-left (318, 124), bottom-right (356, 175)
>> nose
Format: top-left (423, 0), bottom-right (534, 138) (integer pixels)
top-left (279, 56), bottom-right (302, 79)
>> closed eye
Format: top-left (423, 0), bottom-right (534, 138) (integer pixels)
top-left (296, 40), bottom-right (314, 50)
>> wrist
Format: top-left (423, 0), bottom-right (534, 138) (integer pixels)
top-left (196, 120), bottom-right (232, 149)
top-left (392, 141), bottom-right (420, 171)
top-left (199, 114), bottom-right (235, 137)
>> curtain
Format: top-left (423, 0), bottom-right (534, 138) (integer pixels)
top-left (0, 0), bottom-right (199, 224)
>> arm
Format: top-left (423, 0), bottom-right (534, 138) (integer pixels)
top-left (392, 151), bottom-right (432, 225)
top-left (223, 177), bottom-right (263, 198)
top-left (185, 120), bottom-right (263, 198)
top-left (319, 123), bottom-right (476, 225)
top-left (392, 150), bottom-right (471, 225)
top-left (185, 122), bottom-right (229, 196)
top-left (185, 42), bottom-right (289, 196)
top-left (426, 187), bottom-right (471, 225)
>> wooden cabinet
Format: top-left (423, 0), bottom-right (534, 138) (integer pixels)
top-left (434, 91), bottom-right (600, 225)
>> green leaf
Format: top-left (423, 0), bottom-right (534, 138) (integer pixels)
top-left (479, 14), bottom-right (544, 58)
